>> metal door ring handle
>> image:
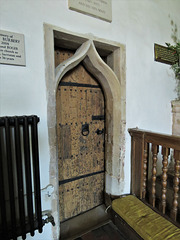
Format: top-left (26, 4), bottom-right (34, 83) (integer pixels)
top-left (82, 123), bottom-right (89, 136)
top-left (82, 129), bottom-right (89, 136)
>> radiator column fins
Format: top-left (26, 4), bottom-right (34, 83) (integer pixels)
top-left (5, 118), bottom-right (17, 240)
top-left (14, 117), bottom-right (26, 240)
top-left (31, 116), bottom-right (43, 233)
top-left (0, 116), bottom-right (42, 240)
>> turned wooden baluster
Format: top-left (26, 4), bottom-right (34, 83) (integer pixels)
top-left (170, 150), bottom-right (180, 221)
top-left (142, 142), bottom-right (148, 199)
top-left (160, 147), bottom-right (170, 214)
top-left (150, 144), bottom-right (159, 207)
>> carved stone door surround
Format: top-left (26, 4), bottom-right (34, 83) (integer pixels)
top-left (44, 24), bottom-right (126, 239)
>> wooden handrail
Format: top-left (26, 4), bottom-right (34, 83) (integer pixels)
top-left (129, 128), bottom-right (180, 150)
top-left (129, 128), bottom-right (180, 224)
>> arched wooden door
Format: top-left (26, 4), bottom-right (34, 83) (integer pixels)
top-left (55, 49), bottom-right (105, 222)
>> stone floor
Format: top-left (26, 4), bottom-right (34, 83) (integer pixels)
top-left (74, 221), bottom-right (127, 240)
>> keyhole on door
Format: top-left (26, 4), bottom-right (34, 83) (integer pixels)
top-left (95, 128), bottom-right (104, 135)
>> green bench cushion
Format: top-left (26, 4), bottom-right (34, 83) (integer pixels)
top-left (112, 195), bottom-right (180, 240)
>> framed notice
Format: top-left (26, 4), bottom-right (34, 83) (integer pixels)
top-left (68, 0), bottom-right (112, 22)
top-left (154, 43), bottom-right (178, 65)
top-left (0, 30), bottom-right (26, 66)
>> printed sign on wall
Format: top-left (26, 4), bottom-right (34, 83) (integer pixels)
top-left (0, 30), bottom-right (26, 66)
top-left (68, 0), bottom-right (112, 22)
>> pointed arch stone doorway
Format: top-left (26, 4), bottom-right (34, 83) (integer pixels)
top-left (44, 24), bottom-right (126, 240)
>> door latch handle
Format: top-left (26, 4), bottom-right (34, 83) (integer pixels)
top-left (95, 128), bottom-right (104, 135)
top-left (82, 123), bottom-right (89, 136)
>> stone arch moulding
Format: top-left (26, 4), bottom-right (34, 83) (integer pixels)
top-left (55, 39), bottom-right (122, 192)
top-left (44, 24), bottom-right (126, 239)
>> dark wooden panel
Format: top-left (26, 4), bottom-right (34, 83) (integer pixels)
top-left (112, 211), bottom-right (143, 240)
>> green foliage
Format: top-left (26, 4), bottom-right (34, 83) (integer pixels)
top-left (165, 42), bottom-right (180, 99)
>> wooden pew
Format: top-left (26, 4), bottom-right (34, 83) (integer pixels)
top-left (111, 128), bottom-right (180, 239)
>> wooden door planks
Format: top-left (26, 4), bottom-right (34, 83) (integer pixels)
top-left (55, 49), bottom-right (105, 221)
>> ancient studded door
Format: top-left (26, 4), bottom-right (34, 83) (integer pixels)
top-left (55, 49), bottom-right (105, 222)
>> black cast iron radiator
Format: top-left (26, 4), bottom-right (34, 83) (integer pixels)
top-left (0, 116), bottom-right (43, 240)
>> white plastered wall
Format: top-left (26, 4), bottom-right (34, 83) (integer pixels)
top-left (0, 1), bottom-right (180, 239)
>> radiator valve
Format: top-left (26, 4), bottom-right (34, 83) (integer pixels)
top-left (42, 211), bottom-right (55, 226)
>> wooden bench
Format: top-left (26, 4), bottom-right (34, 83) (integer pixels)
top-left (111, 129), bottom-right (180, 239)
top-left (112, 195), bottom-right (180, 239)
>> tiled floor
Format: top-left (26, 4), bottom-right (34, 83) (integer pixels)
top-left (74, 221), bottom-right (126, 240)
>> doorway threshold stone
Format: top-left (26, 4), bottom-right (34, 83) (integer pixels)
top-left (60, 204), bottom-right (110, 240)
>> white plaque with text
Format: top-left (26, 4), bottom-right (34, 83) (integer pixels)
top-left (0, 30), bottom-right (26, 66)
top-left (68, 0), bottom-right (112, 22)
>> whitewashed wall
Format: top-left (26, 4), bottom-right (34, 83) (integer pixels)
top-left (0, 0), bottom-right (180, 239)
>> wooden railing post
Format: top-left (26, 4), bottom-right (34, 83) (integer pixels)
top-left (150, 144), bottom-right (159, 207)
top-left (170, 150), bottom-right (180, 221)
top-left (160, 147), bottom-right (170, 214)
top-left (142, 142), bottom-right (148, 199)
top-left (128, 129), bottom-right (145, 199)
